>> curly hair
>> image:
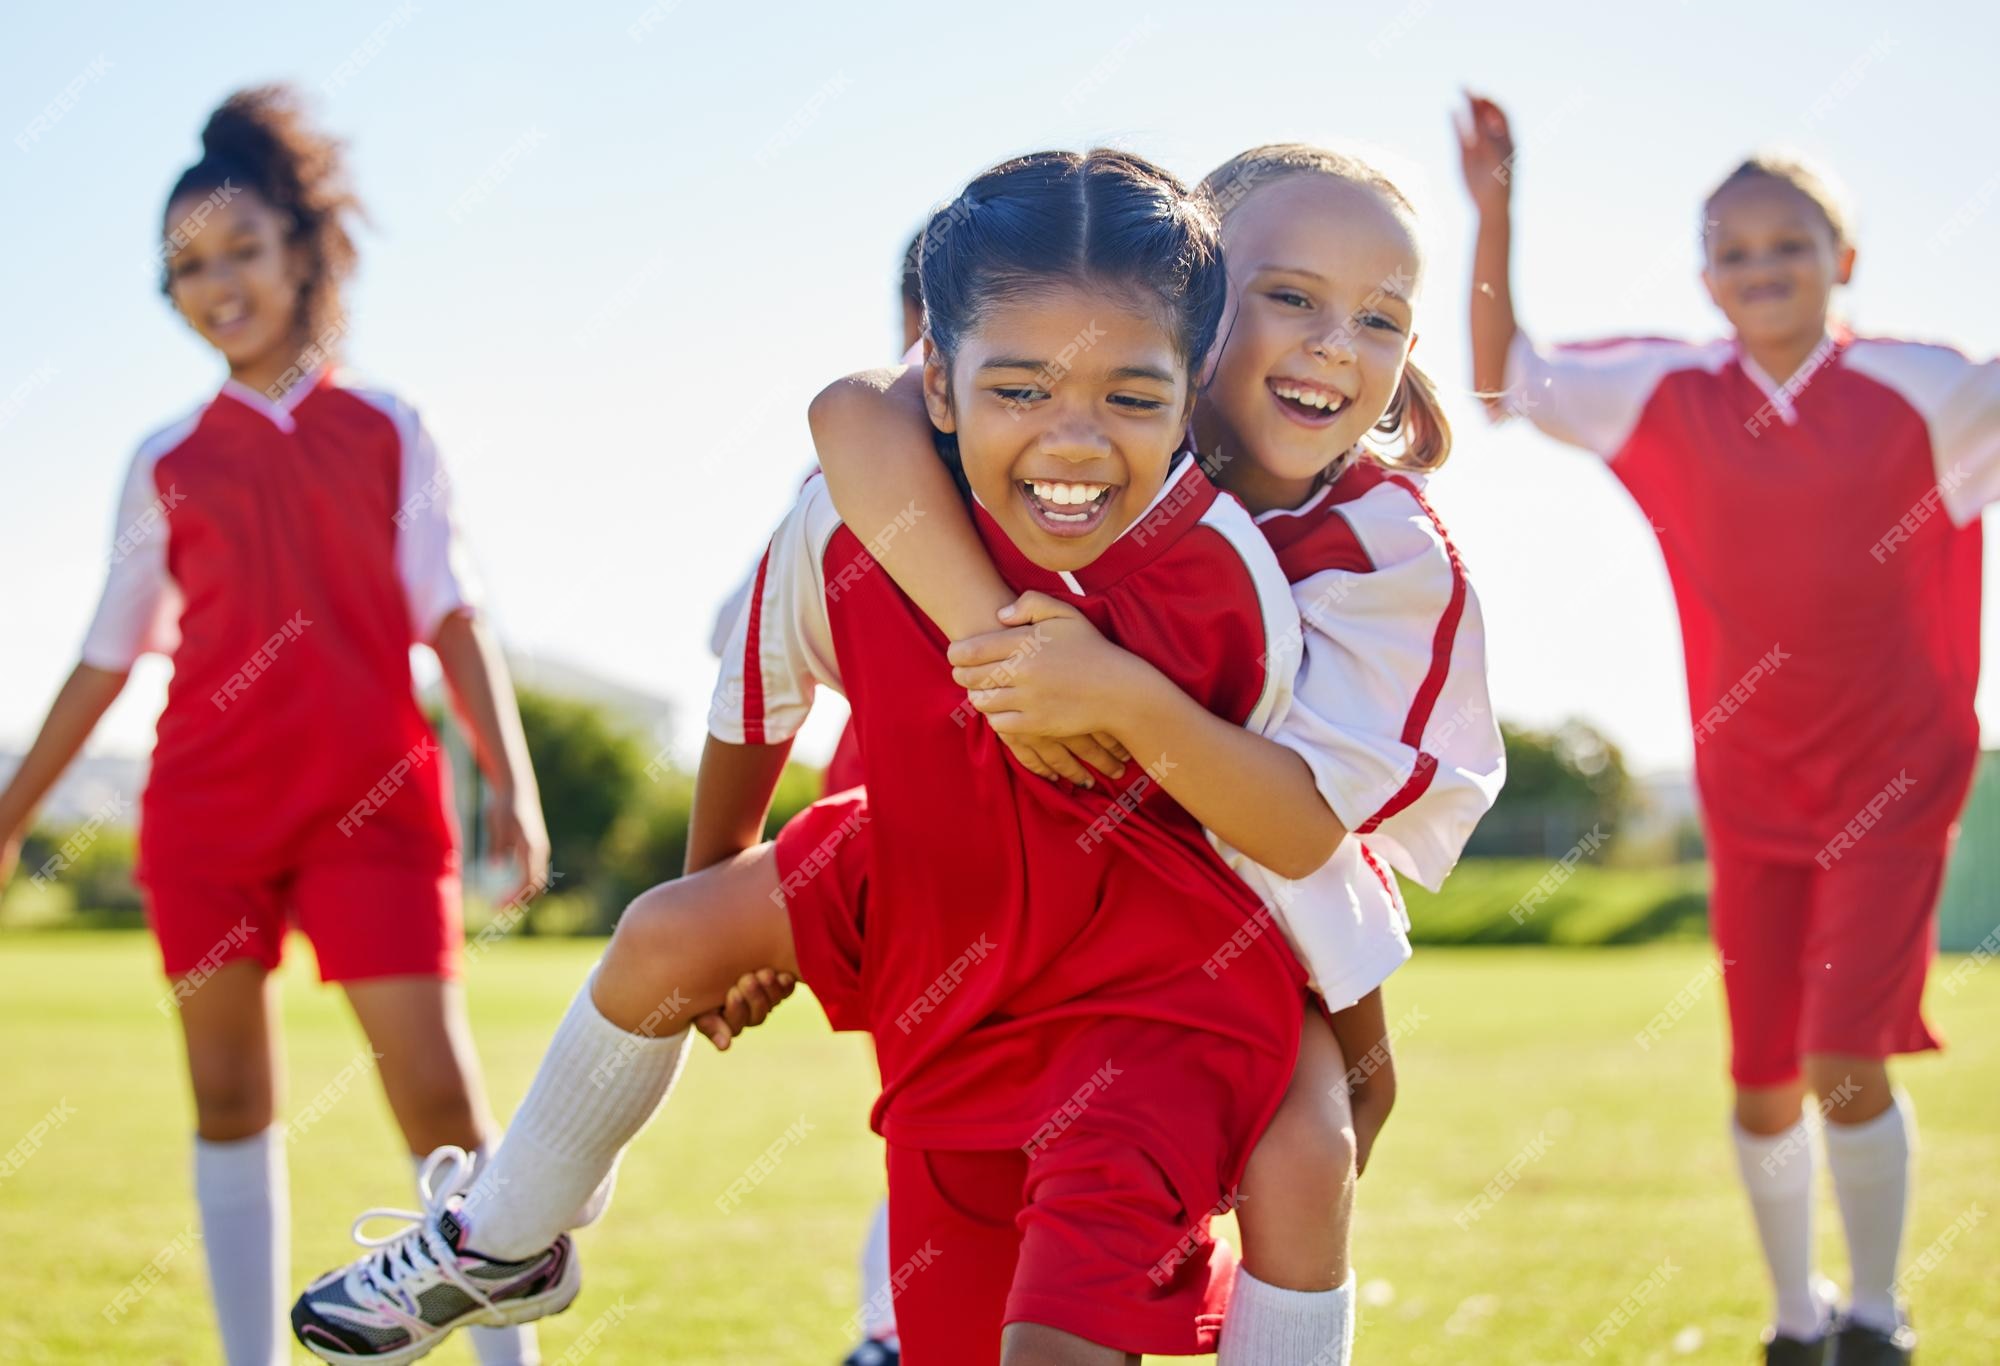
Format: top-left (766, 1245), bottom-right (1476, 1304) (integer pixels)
top-left (161, 84), bottom-right (364, 345)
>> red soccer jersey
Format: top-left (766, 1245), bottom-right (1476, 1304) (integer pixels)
top-left (1505, 328), bottom-right (2000, 860)
top-left (712, 459), bottom-right (1309, 1202)
top-left (82, 369), bottom-right (475, 880)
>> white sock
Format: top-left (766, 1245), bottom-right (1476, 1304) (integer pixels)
top-left (1732, 1114), bottom-right (1824, 1340)
top-left (858, 1195), bottom-right (897, 1346)
top-left (457, 967), bottom-right (691, 1260)
top-left (1823, 1093), bottom-right (1915, 1334)
top-left (1216, 1265), bottom-right (1355, 1366)
top-left (418, 1148), bottom-right (543, 1364)
top-left (193, 1126), bottom-right (289, 1366)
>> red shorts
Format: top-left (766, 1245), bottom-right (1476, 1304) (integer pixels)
top-left (1709, 840), bottom-right (1945, 1086)
top-left (773, 791), bottom-right (872, 1032)
top-left (143, 857), bottom-right (461, 985)
top-left (887, 1134), bottom-right (1234, 1365)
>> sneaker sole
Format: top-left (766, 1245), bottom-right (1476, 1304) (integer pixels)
top-left (300, 1257), bottom-right (583, 1365)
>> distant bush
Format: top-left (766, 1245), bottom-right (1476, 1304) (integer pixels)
top-left (1405, 859), bottom-right (1708, 946)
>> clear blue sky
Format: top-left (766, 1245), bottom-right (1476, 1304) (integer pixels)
top-left (4, 0), bottom-right (1996, 775)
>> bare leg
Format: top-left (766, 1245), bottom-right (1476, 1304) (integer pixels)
top-left (1236, 1011), bottom-right (1354, 1289)
top-left (175, 958), bottom-right (289, 1365)
top-left (343, 974), bottom-right (494, 1154)
top-left (999, 1322), bottom-right (1136, 1366)
top-left (592, 843), bottom-right (798, 1032)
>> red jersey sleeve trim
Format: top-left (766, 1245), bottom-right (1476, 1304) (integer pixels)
top-left (1355, 474), bottom-right (1469, 834)
top-left (740, 545), bottom-right (773, 744)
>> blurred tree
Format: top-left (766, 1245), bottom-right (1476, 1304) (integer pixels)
top-left (512, 688), bottom-right (648, 923)
top-left (1466, 718), bottom-right (1632, 859)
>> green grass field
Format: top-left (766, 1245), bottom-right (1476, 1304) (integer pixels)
top-left (2, 931), bottom-right (1995, 1364)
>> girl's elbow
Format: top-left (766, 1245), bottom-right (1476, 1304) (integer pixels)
top-left (806, 375), bottom-right (878, 441)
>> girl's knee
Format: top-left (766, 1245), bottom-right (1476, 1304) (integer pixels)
top-left (189, 1069), bottom-right (276, 1139)
top-left (1245, 1085), bottom-right (1357, 1210)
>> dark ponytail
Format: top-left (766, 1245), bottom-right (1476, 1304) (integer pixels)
top-left (161, 84), bottom-right (363, 344)
top-left (918, 149), bottom-right (1226, 384)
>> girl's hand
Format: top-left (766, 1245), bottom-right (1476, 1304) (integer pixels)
top-left (948, 592), bottom-right (1149, 763)
top-left (1351, 1062), bottom-right (1396, 1177)
top-left (1455, 91), bottom-right (1516, 217)
top-left (484, 785), bottom-right (552, 908)
top-left (693, 969), bottom-right (797, 1051)
top-left (998, 733), bottom-right (1133, 789)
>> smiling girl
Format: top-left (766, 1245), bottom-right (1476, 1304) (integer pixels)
top-left (1461, 92), bottom-right (2000, 1366)
top-left (294, 147), bottom-right (1316, 1366)
top-left (0, 86), bottom-right (548, 1366)
top-left (804, 142), bottom-right (1504, 1365)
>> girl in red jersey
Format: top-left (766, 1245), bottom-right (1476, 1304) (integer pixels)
top-left (0, 87), bottom-right (549, 1366)
top-left (804, 142), bottom-right (1503, 1366)
top-left (293, 148), bottom-right (1333, 1366)
top-left (1459, 93), bottom-right (2000, 1366)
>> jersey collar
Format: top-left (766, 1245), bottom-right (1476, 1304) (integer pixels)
top-left (1734, 326), bottom-right (1849, 428)
top-left (972, 455), bottom-right (1218, 598)
top-left (216, 365), bottom-right (333, 434)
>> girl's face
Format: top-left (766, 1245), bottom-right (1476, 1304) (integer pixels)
top-left (924, 281), bottom-right (1189, 574)
top-left (1200, 176), bottom-right (1421, 512)
top-left (163, 188), bottom-right (309, 373)
top-left (1701, 177), bottom-right (1853, 354)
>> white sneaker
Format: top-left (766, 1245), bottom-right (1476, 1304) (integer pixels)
top-left (291, 1147), bottom-right (580, 1364)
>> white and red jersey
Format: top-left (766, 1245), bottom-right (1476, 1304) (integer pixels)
top-left (81, 368), bottom-right (477, 879)
top-left (1239, 457), bottom-right (1505, 1009)
top-left (712, 461), bottom-right (1310, 1187)
top-left (1502, 326), bottom-right (2000, 858)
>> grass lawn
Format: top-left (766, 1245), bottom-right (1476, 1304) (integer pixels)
top-left (1, 930), bottom-right (1994, 1364)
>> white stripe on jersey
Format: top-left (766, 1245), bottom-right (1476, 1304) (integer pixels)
top-left (79, 409), bottom-right (202, 670)
top-left (1500, 330), bottom-right (1732, 459)
top-left (708, 474), bottom-right (846, 746)
top-left (347, 386), bottom-right (483, 644)
top-left (1193, 489), bottom-right (1301, 743)
top-left (1843, 339), bottom-right (2000, 526)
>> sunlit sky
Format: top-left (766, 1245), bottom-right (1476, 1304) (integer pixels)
top-left (4, 0), bottom-right (1996, 777)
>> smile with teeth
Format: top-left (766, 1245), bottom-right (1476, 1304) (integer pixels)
top-left (209, 301), bottom-right (249, 328)
top-left (1269, 378), bottom-right (1349, 414)
top-left (1024, 478), bottom-right (1113, 523)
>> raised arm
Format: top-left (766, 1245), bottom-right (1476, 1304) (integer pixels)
top-left (0, 663), bottom-right (129, 890)
top-left (1457, 92), bottom-right (1521, 410)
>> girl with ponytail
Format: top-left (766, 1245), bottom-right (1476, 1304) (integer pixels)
top-left (0, 85), bottom-right (549, 1365)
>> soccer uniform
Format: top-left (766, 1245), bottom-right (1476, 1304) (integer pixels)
top-left (82, 368), bottom-right (478, 983)
top-left (712, 460), bottom-right (1310, 1359)
top-left (1246, 456), bottom-right (1505, 1009)
top-left (1502, 327), bottom-right (2000, 1083)
top-left (709, 559), bottom-right (863, 793)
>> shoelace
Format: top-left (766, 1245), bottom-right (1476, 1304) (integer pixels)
top-left (339, 1146), bottom-right (498, 1333)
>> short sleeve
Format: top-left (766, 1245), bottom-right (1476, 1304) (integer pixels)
top-left (79, 421), bottom-right (195, 670)
top-left (708, 477), bottom-right (846, 745)
top-left (709, 566), bottom-right (756, 659)
top-left (1844, 340), bottom-right (2000, 525)
top-left (1498, 331), bottom-right (1723, 461)
top-left (391, 410), bottom-right (481, 642)
top-left (1273, 478), bottom-right (1506, 891)
top-left (1935, 359), bottom-right (2000, 522)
